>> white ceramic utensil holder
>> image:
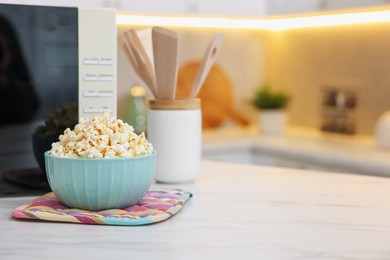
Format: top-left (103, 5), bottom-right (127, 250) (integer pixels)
top-left (148, 99), bottom-right (201, 183)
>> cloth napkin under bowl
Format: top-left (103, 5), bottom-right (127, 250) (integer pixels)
top-left (12, 189), bottom-right (192, 226)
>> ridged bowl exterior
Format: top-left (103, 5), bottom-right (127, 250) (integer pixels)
top-left (44, 151), bottom-right (156, 210)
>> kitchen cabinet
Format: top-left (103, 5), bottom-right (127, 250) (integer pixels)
top-left (267, 0), bottom-right (390, 15)
top-left (182, 0), bottom-right (267, 16)
top-left (109, 0), bottom-right (269, 17)
top-left (1, 0), bottom-right (101, 8)
top-left (109, 0), bottom-right (390, 16)
top-left (13, 0), bottom-right (262, 16)
top-left (267, 0), bottom-right (325, 15)
top-left (102, 0), bottom-right (187, 14)
top-left (325, 0), bottom-right (390, 10)
top-left (7, 0), bottom-right (390, 16)
top-left (13, 0), bottom-right (268, 16)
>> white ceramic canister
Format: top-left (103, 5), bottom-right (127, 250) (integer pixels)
top-left (147, 99), bottom-right (201, 183)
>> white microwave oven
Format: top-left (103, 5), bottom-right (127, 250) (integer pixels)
top-left (0, 3), bottom-right (117, 196)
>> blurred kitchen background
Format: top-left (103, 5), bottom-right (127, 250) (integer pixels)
top-left (1, 0), bottom-right (390, 197)
top-left (114, 0), bottom-right (390, 176)
top-left (116, 1), bottom-right (390, 136)
top-left (4, 0), bottom-right (389, 135)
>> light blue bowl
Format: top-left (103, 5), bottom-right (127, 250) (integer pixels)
top-left (44, 151), bottom-right (156, 210)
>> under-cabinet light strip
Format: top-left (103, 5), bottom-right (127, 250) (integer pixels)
top-left (117, 15), bottom-right (274, 29)
top-left (117, 10), bottom-right (390, 30)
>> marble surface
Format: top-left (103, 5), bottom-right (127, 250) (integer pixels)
top-left (202, 126), bottom-right (390, 176)
top-left (1, 161), bottom-right (390, 259)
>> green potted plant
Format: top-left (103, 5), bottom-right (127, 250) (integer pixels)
top-left (251, 84), bottom-right (291, 135)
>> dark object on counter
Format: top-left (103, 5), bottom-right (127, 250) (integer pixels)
top-left (32, 132), bottom-right (59, 171)
top-left (322, 121), bottom-right (356, 135)
top-left (320, 87), bottom-right (358, 135)
top-left (2, 103), bottom-right (77, 195)
top-left (32, 103), bottom-right (78, 171)
top-left (3, 168), bottom-right (50, 190)
top-left (35, 103), bottom-right (78, 138)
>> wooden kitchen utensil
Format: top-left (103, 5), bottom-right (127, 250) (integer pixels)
top-left (123, 31), bottom-right (158, 98)
top-left (119, 34), bottom-right (156, 98)
top-left (118, 35), bottom-right (139, 74)
top-left (128, 29), bottom-right (158, 97)
top-left (176, 60), bottom-right (249, 129)
top-left (152, 27), bottom-right (178, 100)
top-left (189, 33), bottom-right (224, 99)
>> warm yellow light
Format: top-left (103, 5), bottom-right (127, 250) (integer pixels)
top-left (272, 10), bottom-right (390, 30)
top-left (117, 9), bottom-right (390, 31)
top-left (130, 86), bottom-right (146, 97)
top-left (117, 15), bottom-right (275, 30)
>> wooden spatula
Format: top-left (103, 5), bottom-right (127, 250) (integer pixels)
top-left (124, 31), bottom-right (158, 98)
top-left (189, 33), bottom-right (224, 99)
top-left (152, 27), bottom-right (178, 100)
top-left (128, 29), bottom-right (158, 98)
top-left (118, 34), bottom-right (156, 98)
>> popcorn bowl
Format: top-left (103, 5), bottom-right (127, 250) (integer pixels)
top-left (44, 151), bottom-right (157, 210)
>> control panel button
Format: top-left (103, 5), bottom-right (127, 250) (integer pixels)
top-left (82, 58), bottom-right (113, 65)
top-left (99, 108), bottom-right (112, 113)
top-left (83, 107), bottom-right (99, 113)
top-left (98, 74), bottom-right (113, 81)
top-left (98, 91), bottom-right (114, 97)
top-left (83, 58), bottom-right (99, 65)
top-left (99, 58), bottom-right (113, 65)
top-left (83, 91), bottom-right (99, 97)
top-left (83, 74), bottom-right (98, 81)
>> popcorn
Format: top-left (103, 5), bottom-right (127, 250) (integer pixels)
top-left (50, 113), bottom-right (153, 158)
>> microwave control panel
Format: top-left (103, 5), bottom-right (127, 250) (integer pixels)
top-left (78, 7), bottom-right (117, 119)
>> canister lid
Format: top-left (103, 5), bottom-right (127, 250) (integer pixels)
top-left (149, 99), bottom-right (201, 110)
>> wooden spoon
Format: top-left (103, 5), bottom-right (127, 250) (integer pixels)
top-left (188, 33), bottom-right (224, 99)
top-left (124, 31), bottom-right (158, 98)
top-left (152, 27), bottom-right (178, 100)
top-left (128, 29), bottom-right (158, 97)
top-left (118, 34), bottom-right (156, 98)
top-left (118, 35), bottom-right (139, 74)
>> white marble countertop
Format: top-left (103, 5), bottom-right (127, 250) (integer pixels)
top-left (202, 126), bottom-right (390, 177)
top-left (1, 161), bottom-right (390, 259)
